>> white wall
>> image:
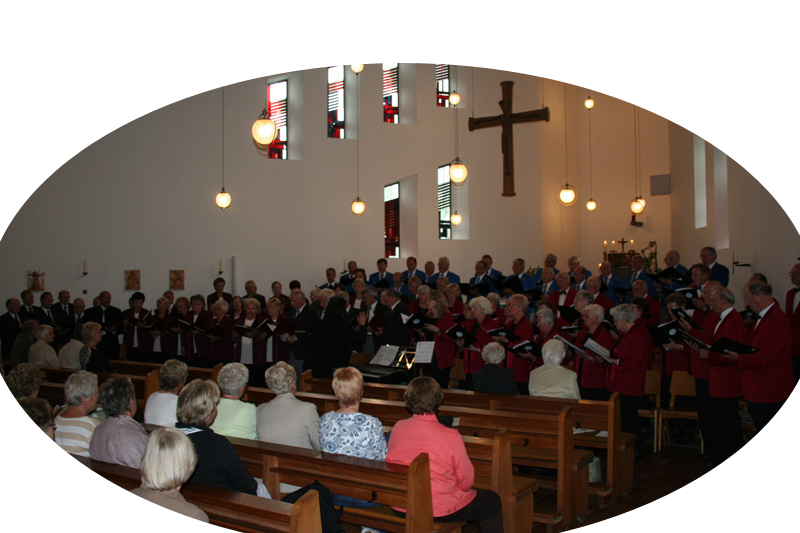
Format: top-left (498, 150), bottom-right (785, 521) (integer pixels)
top-left (668, 72), bottom-right (800, 305)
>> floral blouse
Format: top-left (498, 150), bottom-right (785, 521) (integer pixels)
top-left (318, 411), bottom-right (388, 461)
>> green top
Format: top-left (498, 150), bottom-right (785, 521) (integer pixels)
top-left (209, 397), bottom-right (258, 440)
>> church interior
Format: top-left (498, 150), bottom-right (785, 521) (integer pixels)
top-left (3, 59), bottom-right (799, 532)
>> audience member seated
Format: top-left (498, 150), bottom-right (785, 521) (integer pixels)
top-left (528, 339), bottom-right (581, 399)
top-left (5, 362), bottom-right (42, 398)
top-left (131, 427), bottom-right (210, 522)
top-left (386, 376), bottom-right (504, 530)
top-left (210, 362), bottom-right (257, 439)
top-left (58, 325), bottom-right (85, 369)
top-left (54, 370), bottom-right (101, 457)
top-left (144, 359), bottom-right (189, 427)
top-left (10, 319), bottom-right (38, 363)
top-left (0, 398), bottom-right (97, 520)
top-left (319, 366), bottom-right (387, 460)
top-left (471, 342), bottom-right (518, 395)
top-left (79, 322), bottom-right (115, 373)
top-left (89, 377), bottom-right (148, 467)
top-left (176, 379), bottom-right (260, 496)
top-left (28, 325), bottom-right (58, 367)
top-left (257, 362), bottom-right (320, 450)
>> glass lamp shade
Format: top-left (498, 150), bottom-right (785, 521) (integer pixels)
top-left (584, 97), bottom-right (595, 109)
top-left (351, 197), bottom-right (366, 216)
top-left (636, 196), bottom-right (647, 209)
top-left (586, 198), bottom-right (597, 211)
top-left (449, 92), bottom-right (461, 106)
top-left (215, 187), bottom-right (231, 210)
top-left (558, 184), bottom-right (577, 206)
top-left (350, 64), bottom-right (364, 74)
top-left (451, 211), bottom-right (463, 225)
top-left (630, 198), bottom-right (645, 214)
top-left (6, 159), bottom-right (28, 189)
top-left (449, 161), bottom-right (468, 184)
top-left (252, 117), bottom-right (277, 145)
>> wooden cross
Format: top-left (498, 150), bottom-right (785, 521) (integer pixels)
top-left (468, 80), bottom-right (550, 197)
top-left (618, 237), bottom-right (629, 252)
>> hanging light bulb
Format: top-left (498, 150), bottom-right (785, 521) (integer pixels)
top-left (586, 198), bottom-right (597, 211)
top-left (216, 187), bottom-right (231, 211)
top-left (251, 111), bottom-right (277, 146)
top-left (558, 183), bottom-right (577, 206)
top-left (584, 96), bottom-right (595, 109)
top-left (351, 197), bottom-right (366, 216)
top-left (636, 195), bottom-right (647, 209)
top-left (451, 211), bottom-right (463, 225)
top-left (350, 64), bottom-right (364, 74)
top-left (6, 159), bottom-right (28, 189)
top-left (449, 91), bottom-right (461, 106)
top-left (449, 158), bottom-right (468, 184)
top-left (630, 197), bottom-right (644, 214)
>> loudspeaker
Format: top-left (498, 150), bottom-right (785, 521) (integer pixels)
top-left (650, 174), bottom-right (671, 196)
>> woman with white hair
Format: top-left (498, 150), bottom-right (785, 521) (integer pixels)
top-left (131, 427), bottom-right (209, 522)
top-left (28, 325), bottom-right (58, 366)
top-left (607, 304), bottom-right (653, 457)
top-left (210, 362), bottom-right (257, 439)
top-left (54, 370), bottom-right (101, 456)
top-left (176, 379), bottom-right (259, 495)
top-left (528, 339), bottom-right (580, 399)
top-left (574, 304), bottom-right (614, 401)
top-left (458, 296), bottom-right (501, 389)
top-left (256, 361), bottom-right (320, 450)
top-left (471, 342), bottom-right (518, 395)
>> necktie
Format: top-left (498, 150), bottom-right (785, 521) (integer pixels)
top-left (14, 314), bottom-right (20, 326)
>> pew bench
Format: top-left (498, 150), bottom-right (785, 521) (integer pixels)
top-left (301, 372), bottom-right (634, 508)
top-left (215, 435), bottom-right (465, 533)
top-left (71, 454), bottom-right (323, 532)
top-left (241, 387), bottom-right (582, 530)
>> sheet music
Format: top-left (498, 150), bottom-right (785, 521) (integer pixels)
top-left (414, 341), bottom-right (435, 363)
top-left (584, 338), bottom-right (612, 363)
top-left (554, 334), bottom-right (588, 356)
top-left (370, 345), bottom-right (399, 366)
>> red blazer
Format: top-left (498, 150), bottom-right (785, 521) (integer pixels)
top-left (786, 288), bottom-right (800, 355)
top-left (182, 309), bottom-right (212, 362)
top-left (505, 317), bottom-right (536, 383)
top-left (264, 313), bottom-right (292, 364)
top-left (548, 288), bottom-right (577, 310)
top-left (533, 326), bottom-right (569, 368)
top-left (574, 324), bottom-right (613, 389)
top-left (207, 315), bottom-right (235, 362)
top-left (449, 299), bottom-right (465, 318)
top-left (592, 293), bottom-right (614, 312)
top-left (233, 313), bottom-right (268, 365)
top-left (607, 322), bottom-right (653, 397)
top-left (432, 313), bottom-right (457, 369)
top-left (147, 311), bottom-right (178, 358)
top-left (122, 308), bottom-right (153, 354)
top-left (492, 307), bottom-right (506, 322)
top-left (692, 309), bottom-right (744, 398)
top-left (642, 296), bottom-right (660, 327)
top-left (206, 291), bottom-right (233, 309)
top-left (460, 316), bottom-right (501, 375)
top-left (739, 304), bottom-right (793, 403)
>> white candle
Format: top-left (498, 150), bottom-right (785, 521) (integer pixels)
top-left (83, 260), bottom-right (88, 273)
top-left (219, 259), bottom-right (223, 272)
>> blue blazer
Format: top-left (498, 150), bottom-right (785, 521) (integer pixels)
top-left (429, 271), bottom-right (461, 285)
top-left (401, 269), bottom-right (426, 281)
top-left (623, 270), bottom-right (656, 301)
top-left (533, 267), bottom-right (560, 285)
top-left (487, 268), bottom-right (504, 281)
top-left (710, 263), bottom-right (730, 287)
top-left (368, 271), bottom-right (393, 286)
top-left (601, 275), bottom-right (626, 305)
top-left (468, 275), bottom-right (497, 295)
top-left (539, 280), bottom-right (559, 296)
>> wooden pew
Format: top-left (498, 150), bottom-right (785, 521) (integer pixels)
top-left (72, 454), bottom-right (323, 532)
top-left (241, 387), bottom-right (586, 529)
top-left (302, 373), bottom-right (634, 507)
top-left (165, 429), bottom-right (465, 533)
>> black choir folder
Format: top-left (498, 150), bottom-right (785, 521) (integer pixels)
top-left (445, 323), bottom-right (477, 347)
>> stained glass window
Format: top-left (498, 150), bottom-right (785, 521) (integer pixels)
top-left (327, 66), bottom-right (345, 138)
top-left (384, 183), bottom-right (400, 257)
top-left (436, 64), bottom-right (452, 107)
top-left (437, 165), bottom-right (452, 240)
top-left (383, 63), bottom-right (399, 123)
top-left (268, 80), bottom-right (288, 159)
